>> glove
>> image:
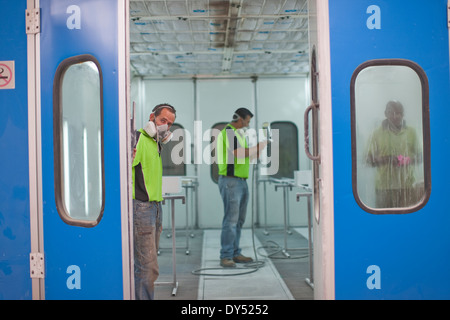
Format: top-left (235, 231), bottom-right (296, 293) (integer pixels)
top-left (397, 155), bottom-right (411, 166)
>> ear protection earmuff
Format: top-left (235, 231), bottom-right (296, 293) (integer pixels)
top-left (153, 103), bottom-right (176, 115)
top-left (232, 113), bottom-right (241, 121)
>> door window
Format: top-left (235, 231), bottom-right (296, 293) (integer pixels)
top-left (351, 59), bottom-right (430, 214)
top-left (210, 122), bottom-right (228, 183)
top-left (53, 55), bottom-right (104, 227)
top-left (160, 123), bottom-right (186, 176)
top-left (270, 121), bottom-right (299, 179)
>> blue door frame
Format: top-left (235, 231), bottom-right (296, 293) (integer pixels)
top-left (0, 0), bottom-right (32, 300)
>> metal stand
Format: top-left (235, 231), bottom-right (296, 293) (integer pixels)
top-left (155, 195), bottom-right (185, 296)
top-left (257, 177), bottom-right (271, 235)
top-left (272, 179), bottom-right (307, 258)
top-left (181, 178), bottom-right (198, 255)
top-left (163, 178), bottom-right (198, 255)
top-left (274, 181), bottom-right (294, 257)
top-left (296, 190), bottom-right (314, 289)
top-left (262, 178), bottom-right (294, 236)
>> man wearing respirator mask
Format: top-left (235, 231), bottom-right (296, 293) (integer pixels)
top-left (132, 103), bottom-right (176, 300)
top-left (217, 108), bottom-right (270, 268)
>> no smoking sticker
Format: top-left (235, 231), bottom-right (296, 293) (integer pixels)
top-left (0, 61), bottom-right (15, 90)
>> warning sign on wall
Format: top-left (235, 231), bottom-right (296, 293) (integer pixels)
top-left (0, 61), bottom-right (15, 90)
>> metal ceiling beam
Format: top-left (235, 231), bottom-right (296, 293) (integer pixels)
top-left (130, 48), bottom-right (308, 56)
top-left (129, 28), bottom-right (308, 35)
top-left (140, 73), bottom-right (309, 80)
top-left (131, 14), bottom-right (308, 21)
top-left (221, 0), bottom-right (242, 73)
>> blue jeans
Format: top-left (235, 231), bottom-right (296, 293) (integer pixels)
top-left (133, 199), bottom-right (162, 300)
top-left (218, 176), bottom-right (249, 260)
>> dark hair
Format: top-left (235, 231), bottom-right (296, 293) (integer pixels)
top-left (385, 100), bottom-right (404, 113)
top-left (152, 103), bottom-right (176, 117)
top-left (234, 107), bottom-right (254, 120)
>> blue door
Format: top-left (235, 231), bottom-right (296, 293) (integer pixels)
top-left (40, 0), bottom-right (127, 299)
top-left (0, 0), bottom-right (31, 300)
top-left (329, 0), bottom-right (450, 299)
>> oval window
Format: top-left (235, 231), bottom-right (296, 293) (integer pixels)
top-left (53, 55), bottom-right (105, 227)
top-left (351, 59), bottom-right (430, 214)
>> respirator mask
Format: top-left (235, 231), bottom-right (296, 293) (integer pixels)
top-left (144, 119), bottom-right (173, 144)
top-left (237, 126), bottom-right (249, 136)
top-left (233, 113), bottom-right (250, 136)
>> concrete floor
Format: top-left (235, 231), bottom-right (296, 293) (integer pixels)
top-left (154, 227), bottom-right (314, 300)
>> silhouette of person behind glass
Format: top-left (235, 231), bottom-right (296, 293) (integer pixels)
top-left (366, 100), bottom-right (422, 208)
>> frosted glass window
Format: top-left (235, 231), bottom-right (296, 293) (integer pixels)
top-left (270, 121), bottom-right (299, 179)
top-left (160, 123), bottom-right (186, 176)
top-left (54, 55), bottom-right (105, 227)
top-left (351, 60), bottom-right (430, 214)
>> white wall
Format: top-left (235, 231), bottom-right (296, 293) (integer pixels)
top-left (256, 78), bottom-right (310, 228)
top-left (131, 76), bottom-right (311, 230)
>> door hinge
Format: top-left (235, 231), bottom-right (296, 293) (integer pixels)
top-left (30, 253), bottom-right (45, 279)
top-left (26, 9), bottom-right (41, 34)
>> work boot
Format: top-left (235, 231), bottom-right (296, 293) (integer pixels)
top-left (220, 258), bottom-right (236, 268)
top-left (233, 254), bottom-right (253, 264)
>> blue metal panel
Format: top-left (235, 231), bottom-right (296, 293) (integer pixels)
top-left (329, 0), bottom-right (450, 299)
top-left (40, 0), bottom-right (123, 299)
top-left (0, 0), bottom-right (32, 300)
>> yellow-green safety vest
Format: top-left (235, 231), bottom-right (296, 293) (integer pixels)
top-left (217, 124), bottom-right (250, 179)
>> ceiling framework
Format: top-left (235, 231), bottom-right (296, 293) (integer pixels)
top-left (130, 0), bottom-right (310, 78)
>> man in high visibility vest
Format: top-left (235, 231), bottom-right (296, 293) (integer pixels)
top-left (217, 108), bottom-right (270, 268)
top-left (132, 103), bottom-right (176, 299)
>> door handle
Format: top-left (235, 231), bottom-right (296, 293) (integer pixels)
top-left (304, 102), bottom-right (320, 162)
